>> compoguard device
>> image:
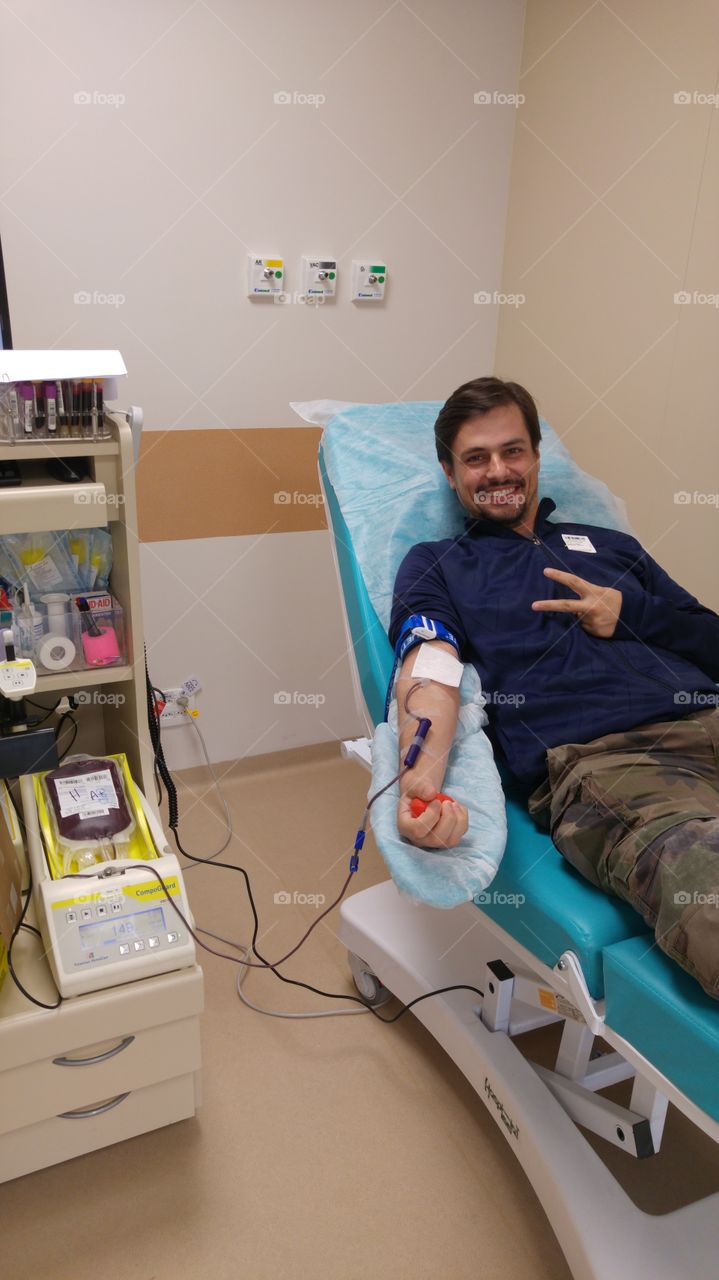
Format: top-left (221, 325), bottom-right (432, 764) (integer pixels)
top-left (20, 773), bottom-right (195, 997)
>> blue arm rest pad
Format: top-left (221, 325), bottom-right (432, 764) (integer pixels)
top-left (368, 673), bottom-right (507, 909)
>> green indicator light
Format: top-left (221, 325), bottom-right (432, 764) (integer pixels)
top-left (329, 271), bottom-right (335, 280)
top-left (370, 265), bottom-right (385, 274)
top-left (275, 270), bottom-right (283, 279)
top-left (378, 276), bottom-right (385, 283)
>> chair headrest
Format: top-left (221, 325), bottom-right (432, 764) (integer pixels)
top-left (319, 400), bottom-right (632, 629)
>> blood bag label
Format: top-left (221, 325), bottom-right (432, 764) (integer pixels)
top-left (55, 769), bottom-right (120, 819)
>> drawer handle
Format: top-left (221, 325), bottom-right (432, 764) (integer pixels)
top-left (58, 1092), bottom-right (131, 1120)
top-left (53, 1035), bottom-right (135, 1068)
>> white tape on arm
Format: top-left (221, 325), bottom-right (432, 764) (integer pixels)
top-left (411, 642), bottom-right (463, 687)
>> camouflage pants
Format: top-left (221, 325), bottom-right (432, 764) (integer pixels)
top-left (528, 709), bottom-right (719, 1000)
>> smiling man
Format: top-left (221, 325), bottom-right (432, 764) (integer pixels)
top-left (389, 376), bottom-right (719, 998)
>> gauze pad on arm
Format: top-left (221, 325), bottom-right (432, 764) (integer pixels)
top-left (411, 642), bottom-right (463, 687)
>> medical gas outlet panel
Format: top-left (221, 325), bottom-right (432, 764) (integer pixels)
top-left (351, 261), bottom-right (386, 301)
top-left (247, 256), bottom-right (284, 296)
top-left (301, 257), bottom-right (337, 299)
top-left (247, 255), bottom-right (387, 301)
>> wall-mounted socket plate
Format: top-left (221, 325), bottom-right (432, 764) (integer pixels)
top-left (159, 687), bottom-right (196, 729)
top-left (351, 260), bottom-right (386, 301)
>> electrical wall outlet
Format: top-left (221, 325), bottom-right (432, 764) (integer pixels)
top-left (159, 687), bottom-right (195, 729)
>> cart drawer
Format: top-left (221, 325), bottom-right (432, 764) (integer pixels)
top-left (0, 1014), bottom-right (200, 1136)
top-left (0, 1071), bottom-right (198, 1183)
top-left (0, 481), bottom-right (108, 534)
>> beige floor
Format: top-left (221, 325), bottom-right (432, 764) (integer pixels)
top-left (3, 744), bottom-right (716, 1280)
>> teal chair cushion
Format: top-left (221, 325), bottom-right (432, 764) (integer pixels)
top-left (479, 792), bottom-right (646, 999)
top-left (603, 934), bottom-right (719, 1121)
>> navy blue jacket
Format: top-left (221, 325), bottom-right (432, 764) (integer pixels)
top-left (389, 498), bottom-right (719, 788)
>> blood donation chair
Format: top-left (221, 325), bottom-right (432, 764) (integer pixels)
top-left (315, 400), bottom-right (719, 1280)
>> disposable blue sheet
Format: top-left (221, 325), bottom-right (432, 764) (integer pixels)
top-left (319, 401), bottom-right (631, 632)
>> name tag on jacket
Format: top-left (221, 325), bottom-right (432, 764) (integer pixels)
top-left (561, 534), bottom-right (596, 553)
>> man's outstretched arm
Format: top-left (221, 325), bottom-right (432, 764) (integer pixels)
top-left (394, 641), bottom-right (468, 849)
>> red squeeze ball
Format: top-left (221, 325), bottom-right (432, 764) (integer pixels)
top-left (410, 793), bottom-right (453, 818)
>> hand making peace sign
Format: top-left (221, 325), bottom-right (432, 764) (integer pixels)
top-left (532, 567), bottom-right (623, 638)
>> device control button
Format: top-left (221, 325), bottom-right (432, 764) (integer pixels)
top-left (66, 910), bottom-right (77, 924)
top-left (111, 902), bottom-right (122, 913)
top-left (96, 905), bottom-right (107, 918)
top-left (133, 940), bottom-right (145, 952)
top-left (81, 908), bottom-right (92, 921)
top-left (119, 943), bottom-right (130, 956)
top-left (148, 936), bottom-right (160, 948)
top-left (167, 931), bottom-right (178, 944)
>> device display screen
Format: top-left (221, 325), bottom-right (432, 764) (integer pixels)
top-left (78, 906), bottom-right (166, 952)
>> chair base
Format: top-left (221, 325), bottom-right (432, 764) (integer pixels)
top-left (340, 878), bottom-right (719, 1280)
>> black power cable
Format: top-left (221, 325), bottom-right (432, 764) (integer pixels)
top-left (144, 653), bottom-right (485, 1021)
top-left (7, 853), bottom-right (62, 1010)
top-left (6, 666), bottom-right (485, 1022)
top-left (3, 782), bottom-right (62, 1009)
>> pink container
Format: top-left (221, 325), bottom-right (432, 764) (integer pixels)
top-left (81, 624), bottom-right (121, 666)
top-left (72, 596), bottom-right (126, 669)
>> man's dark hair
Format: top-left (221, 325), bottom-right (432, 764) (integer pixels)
top-left (434, 377), bottom-right (542, 467)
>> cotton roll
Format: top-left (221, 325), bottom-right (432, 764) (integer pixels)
top-left (38, 634), bottom-right (76, 671)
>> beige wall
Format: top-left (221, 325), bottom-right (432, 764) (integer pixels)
top-left (1, 0), bottom-right (525, 426)
top-left (0, 1), bottom-right (525, 765)
top-left (496, 0), bottom-right (719, 610)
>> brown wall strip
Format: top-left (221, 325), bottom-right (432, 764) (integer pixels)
top-left (136, 428), bottom-right (327, 542)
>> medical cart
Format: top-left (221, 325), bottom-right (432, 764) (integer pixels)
top-left (0, 352), bottom-right (203, 1183)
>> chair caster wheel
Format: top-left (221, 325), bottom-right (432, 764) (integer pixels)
top-left (348, 951), bottom-right (392, 1007)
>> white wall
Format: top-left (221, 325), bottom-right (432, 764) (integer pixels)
top-left (497, 0), bottom-right (719, 613)
top-left (1, 0), bottom-right (526, 766)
